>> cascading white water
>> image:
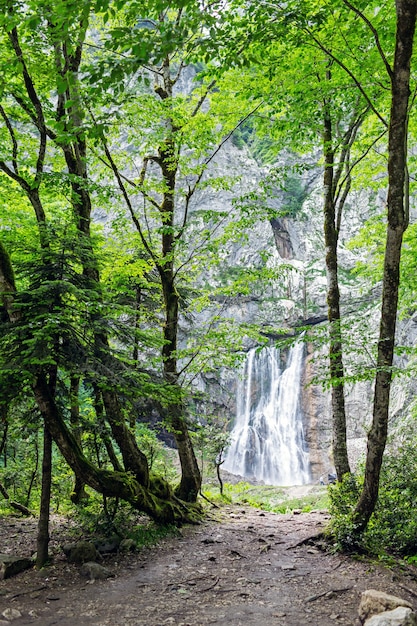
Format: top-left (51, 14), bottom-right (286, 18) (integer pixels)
top-left (222, 341), bottom-right (310, 486)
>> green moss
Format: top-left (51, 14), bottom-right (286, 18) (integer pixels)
top-left (149, 473), bottom-right (173, 500)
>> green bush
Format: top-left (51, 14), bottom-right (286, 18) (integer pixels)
top-left (328, 474), bottom-right (362, 552)
top-left (368, 439), bottom-right (417, 555)
top-left (329, 437), bottom-right (417, 556)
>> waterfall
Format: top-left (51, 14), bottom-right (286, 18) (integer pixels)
top-left (223, 341), bottom-right (310, 486)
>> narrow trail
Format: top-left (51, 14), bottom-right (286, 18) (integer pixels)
top-left (2, 505), bottom-right (417, 626)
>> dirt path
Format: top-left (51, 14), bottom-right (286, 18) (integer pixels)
top-left (2, 506), bottom-right (417, 626)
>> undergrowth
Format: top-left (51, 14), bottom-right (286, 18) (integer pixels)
top-left (328, 435), bottom-right (417, 559)
top-left (201, 480), bottom-right (329, 514)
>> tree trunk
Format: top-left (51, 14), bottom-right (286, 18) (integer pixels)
top-left (36, 425), bottom-right (52, 568)
top-left (322, 99), bottom-right (351, 479)
top-left (32, 373), bottom-right (201, 524)
top-left (69, 375), bottom-right (89, 503)
top-left (92, 384), bottom-right (124, 472)
top-left (154, 65), bottom-right (202, 501)
top-left (353, 0), bottom-right (417, 533)
top-left (160, 268), bottom-right (202, 502)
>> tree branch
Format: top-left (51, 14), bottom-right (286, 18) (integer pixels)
top-left (305, 28), bottom-right (388, 128)
top-left (176, 101), bottom-right (263, 238)
top-left (100, 139), bottom-right (158, 264)
top-left (341, 0), bottom-right (393, 80)
top-left (0, 105), bottom-right (18, 174)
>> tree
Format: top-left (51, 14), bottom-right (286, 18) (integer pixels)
top-left (0, 0), bottom-right (202, 521)
top-left (90, 2), bottom-right (264, 500)
top-left (0, 0), bottom-right (260, 520)
top-left (352, 0), bottom-right (417, 534)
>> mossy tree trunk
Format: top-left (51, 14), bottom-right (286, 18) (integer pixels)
top-left (156, 76), bottom-right (202, 502)
top-left (69, 376), bottom-right (89, 504)
top-left (32, 372), bottom-right (201, 524)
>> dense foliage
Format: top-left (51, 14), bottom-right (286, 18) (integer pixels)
top-left (329, 431), bottom-right (417, 557)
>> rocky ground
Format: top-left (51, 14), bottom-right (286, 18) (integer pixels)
top-left (1, 503), bottom-right (417, 626)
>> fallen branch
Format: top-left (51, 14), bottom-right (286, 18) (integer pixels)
top-left (199, 490), bottom-right (220, 509)
top-left (200, 576), bottom-right (220, 592)
top-left (0, 481), bottom-right (33, 516)
top-left (306, 586), bottom-right (352, 603)
top-left (9, 585), bottom-right (47, 600)
top-left (398, 584), bottom-right (417, 599)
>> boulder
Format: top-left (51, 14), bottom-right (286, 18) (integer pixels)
top-left (364, 607), bottom-right (417, 626)
top-left (359, 590), bottom-right (413, 623)
top-left (94, 535), bottom-right (121, 555)
top-left (0, 554), bottom-right (33, 580)
top-left (62, 541), bottom-right (100, 564)
top-left (80, 562), bottom-right (113, 581)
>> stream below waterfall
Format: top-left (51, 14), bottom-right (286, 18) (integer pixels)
top-left (223, 341), bottom-right (310, 486)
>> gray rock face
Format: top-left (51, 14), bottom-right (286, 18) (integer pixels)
top-left (0, 554), bottom-right (33, 580)
top-left (194, 142), bottom-right (417, 480)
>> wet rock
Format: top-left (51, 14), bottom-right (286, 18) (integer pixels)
top-left (364, 607), bottom-right (417, 626)
top-left (62, 541), bottom-right (100, 564)
top-left (359, 590), bottom-right (413, 624)
top-left (80, 562), bottom-right (113, 581)
top-left (0, 554), bottom-right (33, 580)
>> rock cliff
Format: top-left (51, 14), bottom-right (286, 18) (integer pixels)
top-left (189, 140), bottom-right (417, 482)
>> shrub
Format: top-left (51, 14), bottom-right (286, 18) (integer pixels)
top-left (328, 437), bottom-right (417, 556)
top-left (328, 473), bottom-right (362, 553)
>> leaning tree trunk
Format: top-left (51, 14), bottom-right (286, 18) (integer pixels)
top-left (32, 372), bottom-right (201, 524)
top-left (322, 99), bottom-right (351, 479)
top-left (353, 0), bottom-right (417, 534)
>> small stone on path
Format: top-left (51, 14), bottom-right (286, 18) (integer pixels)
top-left (2, 608), bottom-right (22, 621)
